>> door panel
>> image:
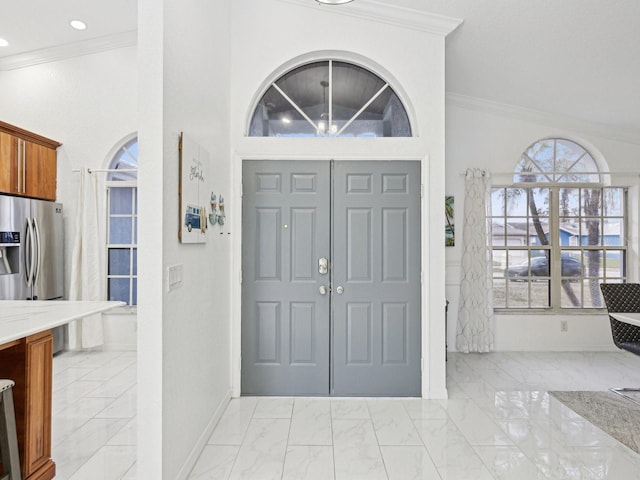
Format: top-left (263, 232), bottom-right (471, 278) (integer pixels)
top-left (242, 161), bottom-right (331, 395)
top-left (332, 161), bottom-right (421, 396)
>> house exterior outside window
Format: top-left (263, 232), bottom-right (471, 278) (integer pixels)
top-left (491, 138), bottom-right (627, 310)
top-left (106, 136), bottom-right (138, 305)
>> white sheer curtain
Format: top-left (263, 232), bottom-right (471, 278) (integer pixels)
top-left (68, 167), bottom-right (104, 349)
top-left (456, 168), bottom-right (494, 353)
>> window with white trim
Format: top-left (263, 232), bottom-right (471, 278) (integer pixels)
top-left (106, 136), bottom-right (138, 305)
top-left (491, 138), bottom-right (627, 310)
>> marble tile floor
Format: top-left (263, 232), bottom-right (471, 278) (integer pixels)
top-left (52, 350), bottom-right (640, 479)
top-left (51, 349), bottom-right (137, 480)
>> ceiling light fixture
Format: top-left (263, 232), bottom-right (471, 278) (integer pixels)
top-left (316, 0), bottom-right (354, 5)
top-left (69, 20), bottom-right (87, 30)
top-left (317, 80), bottom-right (338, 135)
top-left (0, 38), bottom-right (8, 47)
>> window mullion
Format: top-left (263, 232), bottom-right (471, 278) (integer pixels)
top-left (336, 84), bottom-right (389, 136)
top-left (328, 60), bottom-right (333, 136)
top-left (271, 83), bottom-right (319, 132)
top-left (106, 186), bottom-right (112, 302)
top-left (130, 187), bottom-right (135, 305)
top-left (549, 188), bottom-right (561, 310)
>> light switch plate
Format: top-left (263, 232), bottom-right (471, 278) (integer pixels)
top-left (167, 264), bottom-right (184, 291)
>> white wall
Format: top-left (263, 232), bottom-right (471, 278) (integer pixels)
top-left (444, 97), bottom-right (640, 352)
top-left (138, 0), bottom-right (232, 478)
top-left (0, 46), bottom-right (138, 349)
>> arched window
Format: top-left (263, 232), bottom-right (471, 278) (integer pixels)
top-left (249, 60), bottom-right (411, 137)
top-left (108, 136), bottom-right (138, 181)
top-left (514, 138), bottom-right (601, 184)
top-left (106, 136), bottom-right (138, 305)
top-left (491, 138), bottom-right (626, 310)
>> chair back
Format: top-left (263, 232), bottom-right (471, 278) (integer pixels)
top-left (600, 283), bottom-right (640, 349)
top-left (600, 283), bottom-right (640, 312)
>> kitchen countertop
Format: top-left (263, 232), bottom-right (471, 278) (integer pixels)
top-left (0, 300), bottom-right (124, 345)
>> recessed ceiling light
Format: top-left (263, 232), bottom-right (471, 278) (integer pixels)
top-left (0, 38), bottom-right (8, 47)
top-left (70, 20), bottom-right (87, 30)
top-left (316, 0), bottom-right (354, 4)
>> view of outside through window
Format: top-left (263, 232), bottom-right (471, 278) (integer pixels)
top-left (106, 137), bottom-right (138, 305)
top-left (491, 139), bottom-right (627, 310)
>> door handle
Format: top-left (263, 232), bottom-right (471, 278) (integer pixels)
top-left (25, 218), bottom-right (36, 287)
top-left (318, 257), bottom-right (328, 275)
top-left (16, 139), bottom-right (21, 193)
top-left (22, 140), bottom-right (26, 193)
top-left (336, 286), bottom-right (344, 294)
top-left (319, 285), bottom-right (328, 295)
top-left (32, 218), bottom-right (41, 289)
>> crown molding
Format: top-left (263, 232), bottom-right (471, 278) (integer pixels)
top-left (277, 0), bottom-right (463, 37)
top-left (446, 92), bottom-right (640, 146)
top-left (0, 30), bottom-right (137, 71)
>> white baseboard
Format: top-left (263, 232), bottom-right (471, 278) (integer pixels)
top-left (175, 389), bottom-right (232, 480)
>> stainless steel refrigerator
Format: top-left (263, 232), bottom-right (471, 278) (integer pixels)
top-left (0, 194), bottom-right (66, 352)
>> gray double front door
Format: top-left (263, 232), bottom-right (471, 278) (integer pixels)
top-left (242, 160), bottom-right (421, 396)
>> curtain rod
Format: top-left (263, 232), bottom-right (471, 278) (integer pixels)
top-left (72, 168), bottom-right (137, 173)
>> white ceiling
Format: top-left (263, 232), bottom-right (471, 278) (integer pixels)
top-left (0, 0), bottom-right (136, 56)
top-left (407, 0), bottom-right (640, 139)
top-left (1, 0), bottom-right (639, 140)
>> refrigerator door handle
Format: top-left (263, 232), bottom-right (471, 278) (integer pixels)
top-left (24, 218), bottom-right (30, 286)
top-left (25, 217), bottom-right (36, 288)
top-left (32, 217), bottom-right (41, 295)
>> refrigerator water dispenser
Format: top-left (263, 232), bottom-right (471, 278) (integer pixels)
top-left (0, 232), bottom-right (20, 275)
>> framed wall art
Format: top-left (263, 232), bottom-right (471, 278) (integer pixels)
top-left (178, 132), bottom-right (210, 243)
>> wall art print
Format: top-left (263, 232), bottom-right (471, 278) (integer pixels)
top-left (445, 195), bottom-right (455, 246)
top-left (179, 132), bottom-right (210, 244)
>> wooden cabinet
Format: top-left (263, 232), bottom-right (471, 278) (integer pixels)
top-left (0, 331), bottom-right (56, 480)
top-left (0, 131), bottom-right (19, 195)
top-left (23, 332), bottom-right (53, 477)
top-left (0, 121), bottom-right (61, 201)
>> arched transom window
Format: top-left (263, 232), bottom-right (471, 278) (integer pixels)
top-left (249, 60), bottom-right (411, 138)
top-left (491, 138), bottom-right (626, 310)
top-left (514, 138), bottom-right (601, 184)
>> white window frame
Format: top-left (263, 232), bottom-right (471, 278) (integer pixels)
top-left (491, 138), bottom-right (629, 312)
top-left (106, 179), bottom-right (138, 307)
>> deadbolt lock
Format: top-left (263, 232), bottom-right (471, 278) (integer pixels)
top-left (318, 257), bottom-right (328, 275)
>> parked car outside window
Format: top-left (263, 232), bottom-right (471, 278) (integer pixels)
top-left (506, 255), bottom-right (582, 280)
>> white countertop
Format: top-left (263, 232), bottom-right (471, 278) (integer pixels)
top-left (0, 300), bottom-right (124, 345)
top-left (610, 312), bottom-right (640, 328)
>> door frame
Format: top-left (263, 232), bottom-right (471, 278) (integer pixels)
top-left (230, 153), bottom-right (447, 399)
